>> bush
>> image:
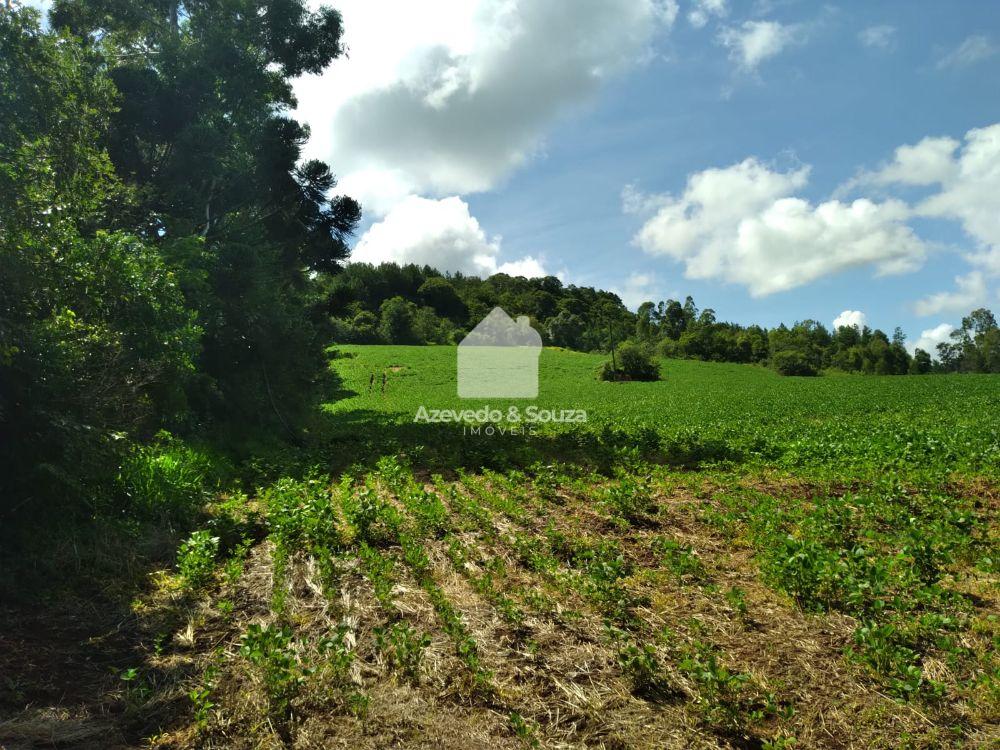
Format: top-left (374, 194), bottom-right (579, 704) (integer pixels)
top-left (598, 341), bottom-right (660, 381)
top-left (772, 350), bottom-right (818, 376)
top-left (118, 433), bottom-right (214, 520)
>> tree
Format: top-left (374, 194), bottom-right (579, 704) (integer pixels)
top-left (1, 8), bottom-right (198, 516)
top-left (635, 301), bottom-right (655, 341)
top-left (772, 350), bottom-right (817, 376)
top-left (48, 0), bottom-right (359, 427)
top-left (660, 300), bottom-right (687, 340)
top-left (598, 341), bottom-right (659, 381)
top-left (418, 277), bottom-right (467, 322)
top-left (379, 297), bottom-right (416, 344)
top-left (910, 349), bottom-right (932, 374)
top-left (548, 310), bottom-right (585, 349)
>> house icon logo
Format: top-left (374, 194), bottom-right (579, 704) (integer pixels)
top-left (458, 307), bottom-right (542, 398)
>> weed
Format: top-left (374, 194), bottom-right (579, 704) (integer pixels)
top-left (604, 474), bottom-right (656, 525)
top-left (239, 623), bottom-right (308, 716)
top-left (652, 536), bottom-right (707, 582)
top-left (176, 530), bottom-right (220, 589)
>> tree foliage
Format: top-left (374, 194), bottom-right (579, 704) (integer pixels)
top-left (1, 0), bottom-right (358, 521)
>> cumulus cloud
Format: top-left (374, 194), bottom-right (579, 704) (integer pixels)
top-left (631, 158), bottom-right (928, 296)
top-left (610, 272), bottom-right (668, 310)
top-left (350, 195), bottom-right (548, 278)
top-left (911, 323), bottom-right (956, 357)
top-left (846, 135), bottom-right (960, 189)
top-left (936, 34), bottom-right (998, 70)
top-left (296, 0), bottom-right (675, 215)
top-left (835, 123), bottom-right (1000, 314)
top-left (688, 0), bottom-right (726, 29)
top-left (915, 125), bottom-right (1000, 256)
top-left (913, 272), bottom-right (988, 316)
top-left (858, 24), bottom-right (896, 50)
top-left (718, 20), bottom-right (802, 71)
top-left (833, 310), bottom-right (867, 330)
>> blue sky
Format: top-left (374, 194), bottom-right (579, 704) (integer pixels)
top-left (292, 0), bottom-right (1000, 355)
top-left (461, 1), bottom-right (1000, 346)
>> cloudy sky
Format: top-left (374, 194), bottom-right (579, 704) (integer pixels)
top-left (29, 0), bottom-right (999, 352)
top-left (292, 0), bottom-right (1000, 353)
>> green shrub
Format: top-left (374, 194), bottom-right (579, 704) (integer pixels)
top-left (118, 433), bottom-right (213, 519)
top-left (598, 341), bottom-right (659, 381)
top-left (262, 475), bottom-right (345, 553)
top-left (772, 350), bottom-right (818, 376)
top-left (177, 530), bottom-right (220, 588)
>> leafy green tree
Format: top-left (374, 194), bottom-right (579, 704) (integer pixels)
top-left (772, 350), bottom-right (817, 376)
top-left (548, 310), bottom-right (585, 349)
top-left (1, 8), bottom-right (198, 516)
top-left (910, 349), bottom-right (932, 374)
top-left (379, 297), bottom-right (416, 344)
top-left (598, 341), bottom-right (659, 381)
top-left (418, 277), bottom-right (467, 322)
top-left (49, 0), bottom-right (359, 427)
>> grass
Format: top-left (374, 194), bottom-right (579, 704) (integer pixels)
top-left (321, 345), bottom-right (1000, 478)
top-left (2, 345), bottom-right (997, 749)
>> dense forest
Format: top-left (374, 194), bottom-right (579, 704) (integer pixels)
top-left (326, 262), bottom-right (1000, 376)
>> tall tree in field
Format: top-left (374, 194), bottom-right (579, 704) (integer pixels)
top-left (49, 0), bottom-right (361, 428)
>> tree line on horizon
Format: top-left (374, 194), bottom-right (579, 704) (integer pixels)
top-left (325, 262), bottom-right (1000, 377)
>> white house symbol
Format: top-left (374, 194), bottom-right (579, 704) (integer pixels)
top-left (457, 307), bottom-right (542, 398)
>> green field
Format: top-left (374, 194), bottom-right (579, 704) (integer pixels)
top-left (323, 345), bottom-right (1000, 477)
top-left (155, 344), bottom-right (995, 748)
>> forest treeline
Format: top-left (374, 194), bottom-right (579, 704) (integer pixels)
top-left (327, 262), bottom-right (1000, 376)
top-left (1, 1), bottom-right (357, 526)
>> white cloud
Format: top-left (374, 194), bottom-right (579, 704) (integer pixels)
top-left (837, 122), bottom-right (1000, 313)
top-left (916, 125), bottom-right (1000, 258)
top-left (936, 35), bottom-right (998, 70)
top-left (495, 256), bottom-right (550, 278)
top-left (858, 25), bottom-right (896, 50)
top-left (17, 0), bottom-right (51, 12)
top-left (611, 272), bottom-right (666, 310)
top-left (688, 0), bottom-right (726, 29)
top-left (621, 183), bottom-right (670, 215)
top-left (718, 20), bottom-right (802, 71)
top-left (296, 0), bottom-right (675, 215)
top-left (833, 310), bottom-right (867, 330)
top-left (847, 136), bottom-right (960, 189)
top-left (656, 0), bottom-right (681, 28)
top-left (911, 323), bottom-right (956, 357)
top-left (350, 195), bottom-right (548, 278)
top-left (913, 272), bottom-right (988, 316)
top-left (631, 158), bottom-right (928, 296)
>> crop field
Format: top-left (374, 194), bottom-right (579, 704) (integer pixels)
top-left (322, 345), bottom-right (1000, 478)
top-left (6, 347), bottom-right (997, 750)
